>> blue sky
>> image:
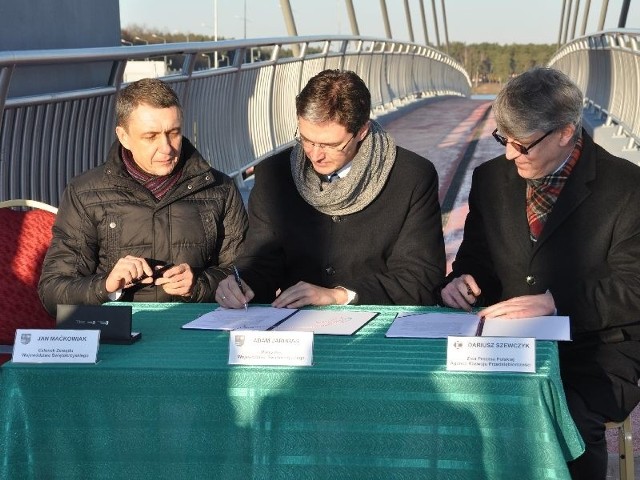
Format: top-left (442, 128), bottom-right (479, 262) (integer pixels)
top-left (119, 0), bottom-right (640, 45)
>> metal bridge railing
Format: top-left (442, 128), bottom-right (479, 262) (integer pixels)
top-left (0, 35), bottom-right (471, 206)
top-left (549, 29), bottom-right (640, 160)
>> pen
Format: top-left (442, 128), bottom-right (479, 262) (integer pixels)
top-left (232, 264), bottom-right (248, 311)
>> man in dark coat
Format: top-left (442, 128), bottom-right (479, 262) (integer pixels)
top-left (439, 67), bottom-right (640, 479)
top-left (38, 78), bottom-right (247, 315)
top-left (216, 69), bottom-right (445, 308)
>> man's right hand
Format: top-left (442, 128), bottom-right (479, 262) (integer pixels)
top-left (215, 274), bottom-right (254, 309)
top-left (105, 255), bottom-right (154, 293)
top-left (440, 274), bottom-right (481, 311)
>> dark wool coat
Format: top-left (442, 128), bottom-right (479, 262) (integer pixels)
top-left (448, 132), bottom-right (640, 419)
top-left (236, 146), bottom-right (446, 306)
top-left (38, 138), bottom-right (248, 315)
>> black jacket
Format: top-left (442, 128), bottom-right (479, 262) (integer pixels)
top-left (236, 146), bottom-right (446, 305)
top-left (38, 138), bottom-right (248, 315)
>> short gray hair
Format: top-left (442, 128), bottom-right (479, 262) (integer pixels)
top-left (493, 67), bottom-right (583, 141)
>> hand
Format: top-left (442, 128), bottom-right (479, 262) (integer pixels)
top-left (154, 263), bottom-right (195, 297)
top-left (215, 275), bottom-right (254, 309)
top-left (478, 291), bottom-right (556, 319)
top-left (272, 281), bottom-right (347, 308)
top-left (440, 274), bottom-right (481, 311)
top-left (106, 255), bottom-right (154, 293)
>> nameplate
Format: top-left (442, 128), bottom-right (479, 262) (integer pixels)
top-left (228, 330), bottom-right (313, 366)
top-left (446, 336), bottom-right (535, 373)
top-left (12, 329), bottom-right (100, 364)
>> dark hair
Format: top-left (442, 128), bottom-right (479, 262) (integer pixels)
top-left (116, 78), bottom-right (182, 128)
top-left (493, 67), bottom-right (583, 141)
top-left (295, 69), bottom-right (371, 133)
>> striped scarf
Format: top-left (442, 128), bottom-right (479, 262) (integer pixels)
top-left (120, 147), bottom-right (182, 200)
top-left (526, 137), bottom-right (583, 242)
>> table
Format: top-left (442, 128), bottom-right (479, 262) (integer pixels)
top-left (0, 303), bottom-right (584, 479)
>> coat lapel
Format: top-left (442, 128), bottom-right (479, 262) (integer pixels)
top-left (502, 164), bottom-right (532, 256)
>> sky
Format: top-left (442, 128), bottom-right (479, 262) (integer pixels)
top-left (119, 0), bottom-right (640, 45)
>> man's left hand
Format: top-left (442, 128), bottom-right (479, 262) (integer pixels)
top-left (272, 281), bottom-right (347, 308)
top-left (478, 291), bottom-right (556, 319)
top-left (154, 263), bottom-right (195, 297)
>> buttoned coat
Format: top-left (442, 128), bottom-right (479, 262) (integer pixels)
top-left (448, 132), bottom-right (640, 417)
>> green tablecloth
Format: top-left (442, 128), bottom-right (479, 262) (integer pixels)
top-left (0, 303), bottom-right (584, 479)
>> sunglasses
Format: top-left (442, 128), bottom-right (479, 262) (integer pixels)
top-left (492, 128), bottom-right (555, 155)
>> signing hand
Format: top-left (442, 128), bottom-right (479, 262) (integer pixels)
top-left (215, 275), bottom-right (255, 309)
top-left (272, 281), bottom-right (347, 309)
top-left (154, 263), bottom-right (195, 297)
top-left (478, 291), bottom-right (556, 319)
top-left (440, 274), bottom-right (481, 311)
top-left (106, 255), bottom-right (154, 293)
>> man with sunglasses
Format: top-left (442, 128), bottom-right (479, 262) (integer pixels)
top-left (439, 67), bottom-right (640, 479)
top-left (216, 69), bottom-right (445, 308)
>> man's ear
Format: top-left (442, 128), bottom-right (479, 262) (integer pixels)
top-left (558, 123), bottom-right (577, 147)
top-left (356, 121), bottom-right (371, 142)
top-left (115, 125), bottom-right (130, 150)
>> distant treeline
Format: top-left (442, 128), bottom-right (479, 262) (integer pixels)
top-left (122, 27), bottom-right (558, 83)
top-left (446, 42), bottom-right (558, 85)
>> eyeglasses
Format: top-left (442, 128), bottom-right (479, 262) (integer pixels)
top-left (293, 127), bottom-right (356, 153)
top-left (492, 128), bottom-right (555, 155)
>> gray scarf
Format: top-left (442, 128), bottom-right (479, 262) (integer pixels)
top-left (290, 120), bottom-right (396, 216)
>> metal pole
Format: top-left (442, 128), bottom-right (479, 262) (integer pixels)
top-left (558, 0), bottom-right (568, 46)
top-left (597, 0), bottom-right (609, 30)
top-left (379, 0), bottom-right (392, 39)
top-left (418, 0), bottom-right (430, 45)
top-left (430, 0), bottom-right (441, 48)
top-left (569, 0), bottom-right (581, 41)
top-left (580, 0), bottom-right (592, 36)
top-left (403, 0), bottom-right (414, 42)
top-left (562, 0), bottom-right (573, 43)
top-left (214, 0), bottom-right (219, 68)
top-left (440, 0), bottom-right (449, 53)
top-left (279, 0), bottom-right (300, 56)
top-left (345, 0), bottom-right (360, 36)
top-left (618, 0), bottom-right (630, 27)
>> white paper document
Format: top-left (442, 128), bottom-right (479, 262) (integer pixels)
top-left (386, 312), bottom-right (571, 341)
top-left (386, 312), bottom-right (480, 338)
top-left (181, 306), bottom-right (297, 331)
top-left (273, 309), bottom-right (378, 335)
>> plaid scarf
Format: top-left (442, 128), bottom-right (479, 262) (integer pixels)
top-left (120, 147), bottom-right (182, 200)
top-left (526, 137), bottom-right (583, 242)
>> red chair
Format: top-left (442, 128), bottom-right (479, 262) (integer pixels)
top-left (0, 200), bottom-right (58, 362)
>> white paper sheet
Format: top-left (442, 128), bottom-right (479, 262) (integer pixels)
top-left (181, 306), bottom-right (297, 331)
top-left (386, 312), bottom-right (571, 341)
top-left (385, 312), bottom-right (480, 338)
top-left (273, 309), bottom-right (378, 335)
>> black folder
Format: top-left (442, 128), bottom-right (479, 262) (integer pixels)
top-left (56, 305), bottom-right (141, 345)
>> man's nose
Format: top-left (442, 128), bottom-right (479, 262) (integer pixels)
top-left (505, 143), bottom-right (522, 161)
top-left (306, 144), bottom-right (325, 161)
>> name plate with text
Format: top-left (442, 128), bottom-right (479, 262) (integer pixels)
top-left (12, 329), bottom-right (100, 364)
top-left (228, 330), bottom-right (313, 366)
top-left (446, 336), bottom-right (535, 373)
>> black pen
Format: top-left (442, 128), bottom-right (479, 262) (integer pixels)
top-left (232, 264), bottom-right (248, 311)
top-left (129, 263), bottom-right (174, 286)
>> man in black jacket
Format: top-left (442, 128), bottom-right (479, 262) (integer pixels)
top-left (216, 69), bottom-right (445, 308)
top-left (39, 78), bottom-right (247, 315)
top-left (440, 67), bottom-right (640, 479)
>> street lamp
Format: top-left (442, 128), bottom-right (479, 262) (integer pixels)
top-left (151, 34), bottom-right (166, 44)
top-left (151, 34), bottom-right (168, 70)
top-left (134, 36), bottom-right (149, 45)
top-left (120, 39), bottom-right (133, 46)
